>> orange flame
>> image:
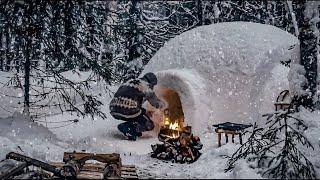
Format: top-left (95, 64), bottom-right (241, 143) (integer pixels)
top-left (162, 114), bottom-right (181, 138)
top-left (164, 117), bottom-right (170, 125)
top-left (169, 122), bottom-right (179, 130)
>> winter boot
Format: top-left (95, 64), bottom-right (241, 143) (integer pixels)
top-left (118, 122), bottom-right (140, 141)
top-left (136, 118), bottom-right (154, 132)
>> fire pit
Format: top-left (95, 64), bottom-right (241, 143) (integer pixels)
top-left (151, 109), bottom-right (203, 163)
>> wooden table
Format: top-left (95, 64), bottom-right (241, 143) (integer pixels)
top-left (213, 122), bottom-right (252, 147)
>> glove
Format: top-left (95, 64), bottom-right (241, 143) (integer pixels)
top-left (158, 100), bottom-right (166, 109)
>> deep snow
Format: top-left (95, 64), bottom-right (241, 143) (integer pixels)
top-left (0, 22), bottom-right (319, 179)
top-left (0, 97), bottom-right (262, 179)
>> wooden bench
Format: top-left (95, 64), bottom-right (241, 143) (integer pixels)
top-left (213, 122), bottom-right (252, 147)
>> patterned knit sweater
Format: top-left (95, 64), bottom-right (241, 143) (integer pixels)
top-left (109, 78), bottom-right (162, 119)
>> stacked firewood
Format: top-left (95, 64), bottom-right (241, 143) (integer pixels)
top-left (151, 126), bottom-right (203, 163)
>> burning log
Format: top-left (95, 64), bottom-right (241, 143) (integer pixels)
top-left (151, 126), bottom-right (203, 163)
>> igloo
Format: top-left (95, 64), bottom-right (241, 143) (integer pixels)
top-left (142, 22), bottom-right (300, 135)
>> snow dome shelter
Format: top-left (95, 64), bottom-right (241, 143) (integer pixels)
top-left (142, 22), bottom-right (300, 134)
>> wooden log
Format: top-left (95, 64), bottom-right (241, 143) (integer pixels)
top-left (6, 152), bottom-right (61, 177)
top-left (0, 159), bottom-right (28, 179)
top-left (187, 147), bottom-right (195, 161)
top-left (179, 131), bottom-right (192, 148)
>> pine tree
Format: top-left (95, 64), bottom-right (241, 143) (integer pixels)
top-left (111, 0), bottom-right (143, 82)
top-left (226, 96), bottom-right (316, 179)
top-left (0, 0), bottom-right (115, 120)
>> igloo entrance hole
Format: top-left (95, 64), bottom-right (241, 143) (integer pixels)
top-left (146, 87), bottom-right (185, 134)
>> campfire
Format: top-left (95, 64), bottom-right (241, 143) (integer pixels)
top-left (158, 109), bottom-right (181, 139)
top-left (151, 109), bottom-right (203, 163)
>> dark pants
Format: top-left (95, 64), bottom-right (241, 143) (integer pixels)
top-left (111, 109), bottom-right (155, 139)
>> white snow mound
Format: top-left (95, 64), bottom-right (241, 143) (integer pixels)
top-left (143, 22), bottom-right (300, 134)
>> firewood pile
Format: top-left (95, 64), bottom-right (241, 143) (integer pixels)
top-left (151, 126), bottom-right (203, 163)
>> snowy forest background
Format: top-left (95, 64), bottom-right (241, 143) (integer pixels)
top-left (0, 0), bottom-right (319, 118)
top-left (0, 0), bottom-right (320, 179)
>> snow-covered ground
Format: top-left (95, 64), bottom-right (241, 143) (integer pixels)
top-left (0, 68), bottom-right (263, 178)
top-left (1, 87), bottom-right (320, 178)
top-left (0, 88), bottom-right (262, 179)
top-left (0, 22), bottom-right (320, 178)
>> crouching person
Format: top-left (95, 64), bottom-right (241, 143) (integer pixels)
top-left (109, 72), bottom-right (165, 141)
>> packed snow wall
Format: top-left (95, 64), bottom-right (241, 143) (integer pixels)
top-left (142, 22), bottom-right (300, 134)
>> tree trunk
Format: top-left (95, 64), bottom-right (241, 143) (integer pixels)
top-left (295, 0), bottom-right (318, 109)
top-left (197, 0), bottom-right (203, 26)
top-left (23, 41), bottom-right (31, 118)
top-left (127, 0), bottom-right (139, 62)
top-left (51, 1), bottom-right (61, 68)
top-left (23, 0), bottom-right (34, 118)
top-left (63, 0), bottom-right (75, 70)
top-left (0, 32), bottom-right (3, 71)
top-left (286, 1), bottom-right (299, 37)
top-left (5, 29), bottom-right (10, 71)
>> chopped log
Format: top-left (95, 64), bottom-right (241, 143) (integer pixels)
top-left (179, 131), bottom-right (192, 147)
top-left (152, 131), bottom-right (202, 164)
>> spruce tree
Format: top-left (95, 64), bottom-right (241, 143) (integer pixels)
top-left (0, 0), bottom-right (114, 120)
top-left (226, 96), bottom-right (316, 179)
